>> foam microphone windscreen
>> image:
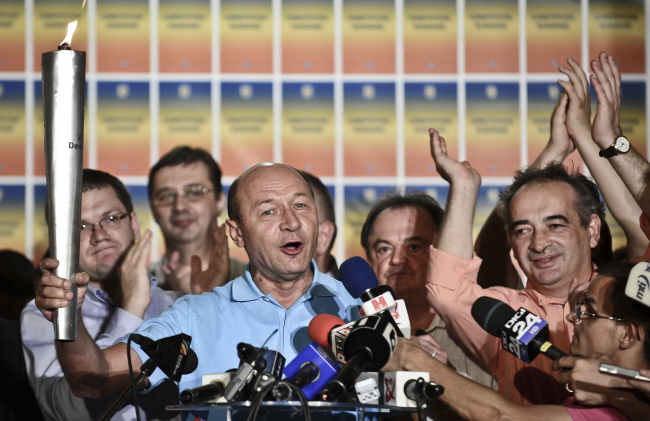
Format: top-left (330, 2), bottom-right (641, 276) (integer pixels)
top-left (339, 256), bottom-right (380, 298)
top-left (184, 349), bottom-right (199, 374)
top-left (308, 313), bottom-right (346, 347)
top-left (470, 296), bottom-right (516, 337)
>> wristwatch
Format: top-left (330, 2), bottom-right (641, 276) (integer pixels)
top-left (599, 136), bottom-right (630, 158)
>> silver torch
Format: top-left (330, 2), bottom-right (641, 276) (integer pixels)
top-left (42, 22), bottom-right (86, 341)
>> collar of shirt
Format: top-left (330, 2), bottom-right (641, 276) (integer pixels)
top-left (521, 263), bottom-right (597, 307)
top-left (231, 260), bottom-right (340, 303)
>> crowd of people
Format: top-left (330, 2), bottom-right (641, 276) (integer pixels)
top-left (2, 52), bottom-right (649, 420)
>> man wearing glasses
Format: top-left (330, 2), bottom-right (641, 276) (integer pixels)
top-left (383, 261), bottom-right (649, 420)
top-left (22, 169), bottom-right (184, 420)
top-left (31, 163), bottom-right (359, 419)
top-left (147, 146), bottom-right (246, 293)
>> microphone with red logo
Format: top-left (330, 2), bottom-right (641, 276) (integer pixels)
top-left (339, 257), bottom-right (411, 338)
top-left (309, 313), bottom-right (398, 402)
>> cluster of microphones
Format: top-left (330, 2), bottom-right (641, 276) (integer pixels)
top-left (133, 256), bottom-right (633, 413)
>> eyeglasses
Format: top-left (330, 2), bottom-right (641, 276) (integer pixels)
top-left (152, 186), bottom-right (213, 206)
top-left (80, 212), bottom-right (131, 237)
top-left (574, 300), bottom-right (626, 323)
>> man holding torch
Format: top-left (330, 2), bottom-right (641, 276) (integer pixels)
top-left (21, 169), bottom-right (220, 420)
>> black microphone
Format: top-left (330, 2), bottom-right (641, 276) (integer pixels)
top-left (180, 381), bottom-right (226, 404)
top-left (471, 296), bottom-right (567, 363)
top-left (317, 314), bottom-right (398, 402)
top-left (130, 333), bottom-right (198, 382)
top-left (223, 342), bottom-right (285, 401)
top-left (404, 378), bottom-right (444, 401)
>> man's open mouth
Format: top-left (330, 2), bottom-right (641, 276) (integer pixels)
top-left (282, 241), bottom-right (303, 254)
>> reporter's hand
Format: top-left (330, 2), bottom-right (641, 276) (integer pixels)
top-left (418, 334), bottom-right (449, 365)
top-left (382, 337), bottom-right (433, 373)
top-left (35, 258), bottom-right (89, 322)
top-left (554, 356), bottom-right (625, 406)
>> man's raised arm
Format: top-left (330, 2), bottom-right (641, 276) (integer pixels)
top-left (589, 53), bottom-right (650, 218)
top-left (429, 128), bottom-right (481, 258)
top-left (35, 258), bottom-right (142, 398)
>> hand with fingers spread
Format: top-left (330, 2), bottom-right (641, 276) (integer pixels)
top-left (429, 128), bottom-right (481, 191)
top-left (533, 92), bottom-right (576, 169)
top-left (557, 57), bottom-right (592, 141)
top-left (590, 52), bottom-right (623, 148)
top-left (35, 258), bottom-right (89, 322)
top-left (119, 229), bottom-right (153, 318)
top-left (190, 220), bottom-right (231, 294)
top-left (429, 128), bottom-right (480, 259)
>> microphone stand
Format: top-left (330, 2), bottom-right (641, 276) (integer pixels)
top-left (99, 360), bottom-right (157, 421)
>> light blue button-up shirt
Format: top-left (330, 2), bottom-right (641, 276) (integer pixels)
top-left (126, 261), bottom-right (360, 394)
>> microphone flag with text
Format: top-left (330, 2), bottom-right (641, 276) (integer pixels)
top-left (625, 262), bottom-right (650, 307)
top-left (130, 333), bottom-right (197, 382)
top-left (339, 256), bottom-right (411, 338)
top-left (309, 313), bottom-right (398, 401)
top-left (471, 296), bottom-right (567, 363)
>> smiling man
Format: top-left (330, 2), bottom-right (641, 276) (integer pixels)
top-left (147, 146), bottom-right (246, 293)
top-left (383, 261), bottom-right (647, 421)
top-left (427, 128), bottom-right (603, 406)
top-left (32, 163), bottom-right (359, 412)
top-left (22, 169), bottom-right (182, 420)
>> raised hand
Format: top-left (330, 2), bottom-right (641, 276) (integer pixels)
top-left (590, 52), bottom-right (623, 147)
top-left (119, 229), bottom-right (152, 318)
top-left (531, 91), bottom-right (575, 168)
top-left (190, 220), bottom-right (231, 294)
top-left (35, 258), bottom-right (89, 322)
top-left (557, 57), bottom-right (592, 141)
top-left (429, 128), bottom-right (480, 258)
top-left (548, 91), bottom-right (576, 157)
top-left (429, 128), bottom-right (481, 190)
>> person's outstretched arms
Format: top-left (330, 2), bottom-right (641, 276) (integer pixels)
top-left (555, 356), bottom-right (650, 421)
top-left (589, 53), bottom-right (650, 219)
top-left (383, 337), bottom-right (572, 421)
top-left (558, 54), bottom-right (648, 259)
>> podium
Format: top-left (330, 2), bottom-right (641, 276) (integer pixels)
top-left (168, 401), bottom-right (423, 420)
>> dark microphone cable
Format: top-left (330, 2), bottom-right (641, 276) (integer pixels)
top-left (245, 379), bottom-right (311, 421)
top-left (126, 334), bottom-right (142, 421)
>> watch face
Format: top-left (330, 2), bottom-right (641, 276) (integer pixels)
top-left (615, 137), bottom-right (630, 153)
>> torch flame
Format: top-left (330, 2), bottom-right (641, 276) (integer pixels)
top-left (60, 20), bottom-right (78, 47)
